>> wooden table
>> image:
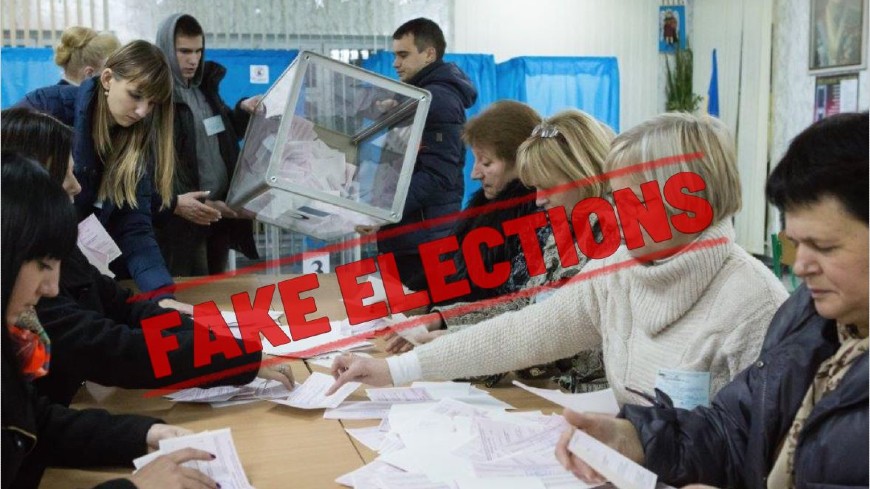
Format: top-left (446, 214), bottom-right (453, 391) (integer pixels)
top-left (39, 274), bottom-right (560, 488)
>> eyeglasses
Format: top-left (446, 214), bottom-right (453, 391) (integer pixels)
top-left (531, 122), bottom-right (560, 138)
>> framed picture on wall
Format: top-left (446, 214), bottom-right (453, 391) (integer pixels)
top-left (659, 6), bottom-right (687, 53)
top-left (814, 74), bottom-right (860, 121)
top-left (809, 0), bottom-right (868, 74)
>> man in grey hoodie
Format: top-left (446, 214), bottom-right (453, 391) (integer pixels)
top-left (155, 13), bottom-right (260, 276)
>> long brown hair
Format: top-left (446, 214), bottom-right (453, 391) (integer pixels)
top-left (93, 40), bottom-right (174, 209)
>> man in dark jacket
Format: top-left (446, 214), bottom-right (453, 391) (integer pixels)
top-left (357, 18), bottom-right (478, 291)
top-left (155, 13), bottom-right (260, 276)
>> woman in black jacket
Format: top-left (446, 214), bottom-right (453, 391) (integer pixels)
top-left (555, 112), bottom-right (869, 489)
top-left (1, 155), bottom-right (217, 489)
top-left (1, 107), bottom-right (294, 406)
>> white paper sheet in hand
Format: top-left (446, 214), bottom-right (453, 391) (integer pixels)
top-left (512, 381), bottom-right (619, 416)
top-left (567, 429), bottom-right (657, 489)
top-left (271, 371), bottom-right (359, 409)
top-left (157, 428), bottom-right (253, 489)
top-left (77, 214), bottom-right (122, 278)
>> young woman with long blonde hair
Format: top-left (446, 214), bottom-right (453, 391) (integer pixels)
top-left (19, 40), bottom-right (191, 313)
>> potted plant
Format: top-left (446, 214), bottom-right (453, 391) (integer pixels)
top-left (665, 43), bottom-right (703, 112)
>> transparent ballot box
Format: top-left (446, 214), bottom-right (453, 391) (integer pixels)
top-left (227, 51), bottom-right (431, 240)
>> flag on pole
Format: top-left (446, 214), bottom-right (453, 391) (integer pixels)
top-left (707, 49), bottom-right (720, 117)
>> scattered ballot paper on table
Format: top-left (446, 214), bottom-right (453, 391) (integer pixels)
top-left (77, 214), bottom-right (122, 278)
top-left (165, 378), bottom-right (293, 405)
top-left (335, 396), bottom-right (593, 489)
top-left (271, 371), bottom-right (360, 409)
top-left (133, 428), bottom-right (253, 489)
top-left (263, 324), bottom-right (374, 358)
top-left (512, 381), bottom-right (620, 416)
top-left (567, 429), bottom-right (657, 489)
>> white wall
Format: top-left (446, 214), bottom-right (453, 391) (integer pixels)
top-left (769, 0), bottom-right (869, 236)
top-left (452, 0), bottom-right (660, 131)
top-left (454, 0), bottom-right (776, 253)
top-left (771, 0), bottom-right (869, 164)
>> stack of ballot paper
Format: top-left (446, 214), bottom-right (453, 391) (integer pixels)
top-left (133, 428), bottom-right (253, 489)
top-left (165, 378), bottom-right (294, 408)
top-left (271, 371), bottom-right (362, 409)
top-left (335, 398), bottom-right (602, 489)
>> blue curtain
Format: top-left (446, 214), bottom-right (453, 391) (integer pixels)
top-left (362, 51), bottom-right (498, 204)
top-left (0, 47), bottom-right (298, 109)
top-left (205, 49), bottom-right (298, 106)
top-left (1, 48), bottom-right (58, 108)
top-left (496, 56), bottom-right (620, 132)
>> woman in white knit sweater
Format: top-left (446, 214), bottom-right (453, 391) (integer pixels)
top-left (329, 113), bottom-right (788, 407)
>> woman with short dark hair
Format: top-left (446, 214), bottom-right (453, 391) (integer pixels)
top-left (0, 154), bottom-right (217, 489)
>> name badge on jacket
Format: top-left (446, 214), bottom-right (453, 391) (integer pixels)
top-left (203, 115), bottom-right (226, 136)
top-left (654, 369), bottom-right (710, 409)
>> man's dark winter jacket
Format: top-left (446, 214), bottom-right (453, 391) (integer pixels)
top-left (376, 59), bottom-right (478, 256)
top-left (166, 59), bottom-right (259, 262)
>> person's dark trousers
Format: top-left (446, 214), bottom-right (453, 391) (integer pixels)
top-left (387, 253), bottom-right (429, 292)
top-left (156, 215), bottom-right (209, 277)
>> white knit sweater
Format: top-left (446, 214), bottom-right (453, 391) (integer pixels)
top-left (391, 219), bottom-right (789, 406)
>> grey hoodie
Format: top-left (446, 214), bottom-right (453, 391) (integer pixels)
top-left (156, 13), bottom-right (204, 90)
top-left (155, 13), bottom-right (228, 198)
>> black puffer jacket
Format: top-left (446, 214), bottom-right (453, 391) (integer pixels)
top-left (623, 285), bottom-right (868, 488)
top-left (377, 60), bottom-right (478, 256)
top-left (443, 179), bottom-right (546, 305)
top-left (2, 332), bottom-right (156, 489)
top-left (33, 248), bottom-right (260, 406)
top-left (166, 60), bottom-right (258, 261)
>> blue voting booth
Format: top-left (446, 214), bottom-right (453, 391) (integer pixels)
top-left (0, 47), bottom-right (299, 110)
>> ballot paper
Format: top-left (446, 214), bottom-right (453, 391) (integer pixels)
top-left (262, 324), bottom-right (374, 358)
top-left (166, 378), bottom-right (293, 405)
top-left (271, 371), bottom-right (360, 409)
top-left (455, 476), bottom-right (547, 489)
top-left (336, 393), bottom-right (605, 489)
top-left (135, 429), bottom-right (253, 489)
top-left (335, 460), bottom-right (405, 487)
top-left (374, 472), bottom-right (453, 489)
top-left (567, 429), bottom-right (657, 489)
top-left (77, 214), bottom-right (122, 278)
top-left (367, 387), bottom-right (434, 402)
top-left (309, 351), bottom-right (373, 370)
top-left (323, 401), bottom-right (396, 419)
top-left (512, 381), bottom-right (620, 416)
top-left (345, 426), bottom-right (388, 452)
top-left (199, 310), bottom-right (284, 328)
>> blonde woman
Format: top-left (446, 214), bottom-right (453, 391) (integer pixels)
top-left (19, 40), bottom-right (192, 313)
top-left (330, 113), bottom-right (788, 408)
top-left (54, 26), bottom-right (120, 86)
